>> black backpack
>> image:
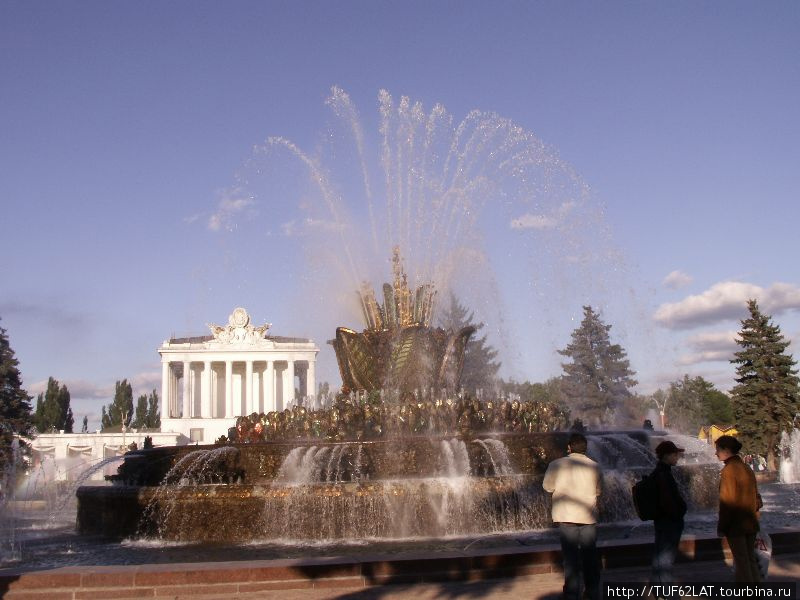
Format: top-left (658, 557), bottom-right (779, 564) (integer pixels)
top-left (631, 471), bottom-right (659, 521)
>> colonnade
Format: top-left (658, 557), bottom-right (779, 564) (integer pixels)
top-left (161, 357), bottom-right (316, 419)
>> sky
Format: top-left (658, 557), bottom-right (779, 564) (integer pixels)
top-left (2, 2), bottom-right (799, 429)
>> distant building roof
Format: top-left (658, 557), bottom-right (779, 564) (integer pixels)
top-left (169, 334), bottom-right (311, 344)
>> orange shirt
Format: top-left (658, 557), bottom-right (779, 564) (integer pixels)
top-left (718, 454), bottom-right (760, 536)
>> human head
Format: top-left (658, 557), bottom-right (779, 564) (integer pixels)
top-left (715, 435), bottom-right (742, 462)
top-left (655, 440), bottom-right (685, 464)
top-left (567, 433), bottom-right (588, 454)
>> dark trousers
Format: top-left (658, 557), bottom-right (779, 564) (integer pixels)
top-left (558, 522), bottom-right (600, 600)
top-left (727, 534), bottom-right (761, 582)
top-left (651, 518), bottom-right (684, 586)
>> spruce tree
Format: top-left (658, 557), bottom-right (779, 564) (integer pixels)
top-left (558, 305), bottom-right (637, 426)
top-left (0, 319), bottom-right (33, 472)
top-left (731, 300), bottom-right (800, 470)
top-left (437, 294), bottom-right (501, 393)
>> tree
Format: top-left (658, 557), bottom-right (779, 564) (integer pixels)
top-left (438, 294), bottom-right (501, 393)
top-left (648, 376), bottom-right (733, 434)
top-left (131, 389), bottom-right (160, 429)
top-left (32, 376), bottom-right (74, 433)
top-left (146, 389), bottom-right (160, 429)
top-left (101, 379), bottom-right (134, 431)
top-left (0, 319), bottom-right (33, 472)
top-left (558, 305), bottom-right (637, 427)
top-left (82, 415), bottom-right (88, 433)
top-left (731, 300), bottom-right (800, 470)
top-left (132, 393), bottom-right (148, 429)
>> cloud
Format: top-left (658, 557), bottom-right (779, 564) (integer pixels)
top-left (207, 187), bottom-right (255, 232)
top-left (654, 281), bottom-right (800, 330)
top-left (28, 378), bottom-right (112, 399)
top-left (0, 301), bottom-right (88, 332)
top-left (129, 371), bottom-right (161, 395)
top-left (28, 371), bottom-right (160, 401)
top-left (663, 270), bottom-right (692, 290)
top-left (510, 201), bottom-right (576, 230)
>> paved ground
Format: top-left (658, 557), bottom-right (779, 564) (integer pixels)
top-left (155, 553), bottom-right (800, 600)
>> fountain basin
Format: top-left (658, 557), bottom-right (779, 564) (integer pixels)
top-left (76, 432), bottom-right (719, 542)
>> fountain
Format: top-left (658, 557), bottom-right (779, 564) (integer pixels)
top-left (779, 428), bottom-right (800, 484)
top-left (72, 89), bottom-right (722, 545)
top-left (332, 247), bottom-right (475, 393)
top-left (75, 250), bottom-right (718, 543)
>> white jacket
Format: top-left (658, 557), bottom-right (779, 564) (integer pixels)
top-left (542, 452), bottom-right (601, 524)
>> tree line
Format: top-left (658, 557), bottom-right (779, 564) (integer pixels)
top-left (444, 295), bottom-right (799, 469)
top-left (2, 295), bottom-right (798, 473)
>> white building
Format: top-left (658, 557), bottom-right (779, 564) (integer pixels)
top-left (27, 430), bottom-right (185, 483)
top-left (159, 307), bottom-right (319, 442)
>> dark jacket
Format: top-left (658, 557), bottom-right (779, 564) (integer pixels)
top-left (653, 460), bottom-right (687, 521)
top-left (718, 454), bottom-right (760, 536)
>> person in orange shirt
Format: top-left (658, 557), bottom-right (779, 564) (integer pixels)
top-left (715, 435), bottom-right (762, 582)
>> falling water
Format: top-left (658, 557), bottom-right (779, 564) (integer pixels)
top-left (475, 438), bottom-right (514, 476)
top-left (779, 428), bottom-right (800, 484)
top-left (0, 438), bottom-right (22, 563)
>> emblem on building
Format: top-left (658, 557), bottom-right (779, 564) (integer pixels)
top-left (207, 308), bottom-right (271, 345)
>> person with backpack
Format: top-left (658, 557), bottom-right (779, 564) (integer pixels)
top-left (543, 433), bottom-right (602, 600)
top-left (650, 440), bottom-right (688, 586)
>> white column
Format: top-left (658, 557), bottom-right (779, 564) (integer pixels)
top-left (225, 360), bottom-right (233, 418)
top-left (170, 366), bottom-right (179, 417)
top-left (265, 360), bottom-right (275, 412)
top-left (203, 360), bottom-right (212, 418)
top-left (161, 361), bottom-right (170, 419)
top-left (253, 369), bottom-right (261, 414)
top-left (245, 360), bottom-right (254, 415)
top-left (307, 359), bottom-right (316, 407)
top-left (285, 360), bottom-right (295, 406)
top-left (182, 361), bottom-right (191, 418)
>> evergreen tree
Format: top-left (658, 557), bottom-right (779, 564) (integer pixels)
top-left (438, 294), bottom-right (501, 393)
top-left (101, 379), bottom-right (134, 431)
top-left (0, 319), bottom-right (33, 472)
top-left (731, 300), bottom-right (800, 470)
top-left (32, 377), bottom-right (74, 433)
top-left (558, 305), bottom-right (637, 426)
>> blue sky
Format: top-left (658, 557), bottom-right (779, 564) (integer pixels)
top-left (2, 2), bottom-right (799, 428)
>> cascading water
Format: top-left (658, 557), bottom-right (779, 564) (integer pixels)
top-left (779, 428), bottom-right (800, 484)
top-left (1, 450), bottom-right (126, 567)
top-left (87, 428), bottom-right (725, 544)
top-left (0, 438), bottom-right (22, 563)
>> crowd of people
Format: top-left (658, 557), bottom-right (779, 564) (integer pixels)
top-left (542, 432), bottom-right (764, 600)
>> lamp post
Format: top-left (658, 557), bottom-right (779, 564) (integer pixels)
top-left (121, 410), bottom-right (128, 451)
top-left (652, 395), bottom-right (668, 430)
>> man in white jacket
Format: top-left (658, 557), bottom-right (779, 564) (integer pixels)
top-left (543, 432), bottom-right (602, 600)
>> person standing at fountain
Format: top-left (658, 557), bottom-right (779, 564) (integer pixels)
top-left (543, 432), bottom-right (602, 600)
top-left (650, 440), bottom-right (687, 587)
top-left (715, 435), bottom-right (762, 582)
